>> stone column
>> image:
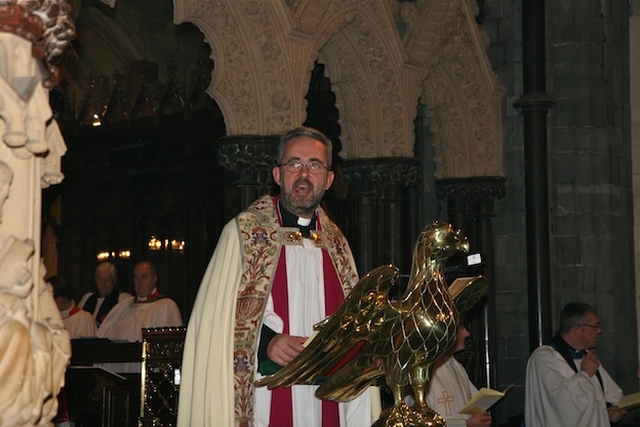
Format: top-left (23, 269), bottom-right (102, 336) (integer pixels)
top-left (514, 0), bottom-right (555, 351)
top-left (343, 158), bottom-right (419, 278)
top-left (218, 135), bottom-right (279, 217)
top-left (436, 176), bottom-right (506, 390)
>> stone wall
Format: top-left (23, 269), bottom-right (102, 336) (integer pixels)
top-left (484, 0), bottom-right (638, 423)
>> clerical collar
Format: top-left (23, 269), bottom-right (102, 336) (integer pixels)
top-left (278, 200), bottom-right (316, 238)
top-left (550, 331), bottom-right (604, 391)
top-left (136, 288), bottom-right (161, 303)
top-left (297, 216), bottom-right (312, 227)
top-left (551, 332), bottom-right (587, 359)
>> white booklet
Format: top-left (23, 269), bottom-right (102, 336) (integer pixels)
top-left (459, 383), bottom-right (514, 415)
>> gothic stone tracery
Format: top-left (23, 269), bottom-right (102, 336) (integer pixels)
top-left (174, 0), bottom-right (503, 180)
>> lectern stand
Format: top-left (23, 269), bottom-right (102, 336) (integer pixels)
top-left (68, 339), bottom-right (143, 427)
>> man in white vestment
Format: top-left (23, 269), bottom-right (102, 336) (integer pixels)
top-left (426, 326), bottom-right (492, 427)
top-left (50, 275), bottom-right (96, 339)
top-left (525, 301), bottom-right (626, 426)
top-left (178, 127), bottom-right (375, 427)
top-left (97, 260), bottom-right (182, 342)
top-left (78, 261), bottom-right (131, 326)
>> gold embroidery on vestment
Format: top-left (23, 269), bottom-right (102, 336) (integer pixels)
top-left (280, 228), bottom-right (327, 249)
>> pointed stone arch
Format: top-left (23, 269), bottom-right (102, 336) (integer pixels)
top-left (174, 1), bottom-right (315, 135)
top-left (174, 0), bottom-right (503, 180)
top-left (416, 0), bottom-right (505, 178)
top-left (318, 5), bottom-right (416, 159)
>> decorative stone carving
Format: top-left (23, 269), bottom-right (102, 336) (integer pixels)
top-left (217, 135), bottom-right (280, 213)
top-left (436, 176), bottom-right (507, 205)
top-left (320, 16), bottom-right (412, 159)
top-left (176, 0), bottom-right (503, 179)
top-left (0, 160), bottom-right (70, 427)
top-left (218, 135), bottom-right (279, 187)
top-left (174, 1), bottom-right (304, 135)
top-left (0, 2), bottom-right (74, 425)
top-left (0, 0), bottom-right (75, 88)
top-left (0, 34), bottom-right (68, 183)
top-left (342, 157), bottom-right (420, 194)
top-left (419, 0), bottom-right (504, 178)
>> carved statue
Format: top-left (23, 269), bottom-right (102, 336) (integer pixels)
top-left (0, 161), bottom-right (70, 427)
top-left (257, 221), bottom-right (489, 427)
top-left (0, 1), bottom-right (74, 425)
top-left (0, 0), bottom-right (76, 88)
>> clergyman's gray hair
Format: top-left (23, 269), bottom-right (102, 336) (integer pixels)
top-left (276, 126), bottom-right (333, 169)
top-left (559, 302), bottom-right (598, 334)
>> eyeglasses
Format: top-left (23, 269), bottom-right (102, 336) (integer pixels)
top-left (279, 160), bottom-right (329, 174)
top-left (578, 323), bottom-right (601, 329)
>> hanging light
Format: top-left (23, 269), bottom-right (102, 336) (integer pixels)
top-left (96, 248), bottom-right (132, 260)
top-left (148, 236), bottom-right (162, 251)
top-left (170, 239), bottom-right (186, 253)
top-left (147, 236), bottom-right (186, 253)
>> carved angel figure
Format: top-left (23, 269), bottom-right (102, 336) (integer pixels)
top-left (257, 221), bottom-right (490, 427)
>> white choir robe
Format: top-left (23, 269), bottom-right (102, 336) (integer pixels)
top-left (425, 355), bottom-right (476, 427)
top-left (253, 239), bottom-right (372, 427)
top-left (525, 344), bottom-right (623, 427)
top-left (96, 296), bottom-right (183, 342)
top-left (60, 303), bottom-right (96, 339)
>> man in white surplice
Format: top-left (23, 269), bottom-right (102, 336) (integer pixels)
top-left (178, 127), bottom-right (377, 427)
top-left (525, 302), bottom-right (626, 427)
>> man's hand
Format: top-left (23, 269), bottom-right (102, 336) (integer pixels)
top-left (266, 334), bottom-right (307, 366)
top-left (466, 411), bottom-right (491, 427)
top-left (580, 350), bottom-right (600, 377)
top-left (607, 406), bottom-right (627, 424)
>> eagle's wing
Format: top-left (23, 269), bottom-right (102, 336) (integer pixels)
top-left (255, 264), bottom-right (399, 391)
top-left (314, 350), bottom-right (386, 401)
top-left (314, 277), bottom-right (492, 402)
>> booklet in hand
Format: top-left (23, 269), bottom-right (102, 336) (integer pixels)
top-left (458, 383), bottom-right (514, 415)
top-left (618, 391), bottom-right (640, 410)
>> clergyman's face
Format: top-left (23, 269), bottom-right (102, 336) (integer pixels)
top-left (271, 136), bottom-right (335, 218)
top-left (95, 269), bottom-right (116, 297)
top-left (133, 262), bottom-right (157, 298)
top-left (575, 313), bottom-right (602, 350)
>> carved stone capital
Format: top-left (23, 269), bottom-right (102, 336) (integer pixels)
top-left (342, 157), bottom-right (420, 195)
top-left (436, 176), bottom-right (506, 204)
top-left (218, 135), bottom-right (279, 186)
top-left (513, 92), bottom-right (556, 113)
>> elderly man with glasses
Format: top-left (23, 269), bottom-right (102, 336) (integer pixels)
top-left (525, 301), bottom-right (627, 426)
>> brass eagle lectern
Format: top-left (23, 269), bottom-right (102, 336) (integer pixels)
top-left (256, 221), bottom-right (490, 427)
